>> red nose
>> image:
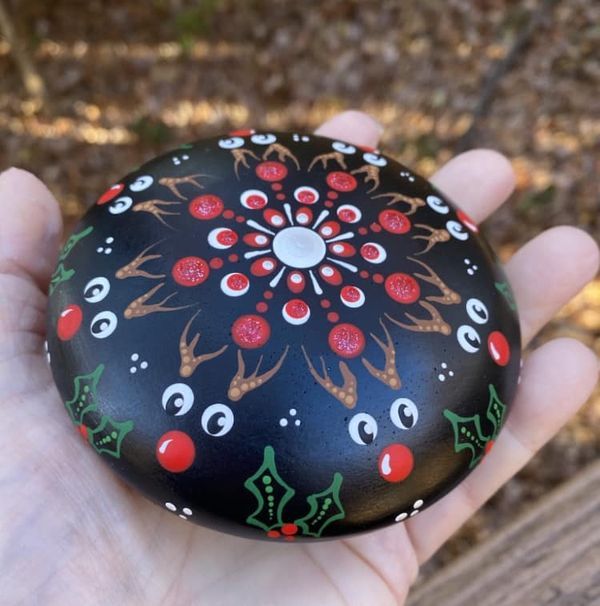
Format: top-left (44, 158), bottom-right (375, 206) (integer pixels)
top-left (378, 444), bottom-right (414, 483)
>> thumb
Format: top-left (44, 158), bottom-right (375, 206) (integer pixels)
top-left (0, 168), bottom-right (63, 290)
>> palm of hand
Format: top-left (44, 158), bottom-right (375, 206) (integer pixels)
top-left (1, 112), bottom-right (597, 606)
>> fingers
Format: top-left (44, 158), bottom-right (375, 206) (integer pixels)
top-left (430, 149), bottom-right (515, 224)
top-left (314, 110), bottom-right (383, 149)
top-left (0, 168), bottom-right (63, 290)
top-left (406, 337), bottom-right (599, 564)
top-left (504, 226), bottom-right (600, 345)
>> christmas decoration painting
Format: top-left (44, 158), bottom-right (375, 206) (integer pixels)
top-left (46, 131), bottom-right (521, 541)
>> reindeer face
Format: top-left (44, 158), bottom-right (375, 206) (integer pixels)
top-left (47, 131), bottom-right (521, 540)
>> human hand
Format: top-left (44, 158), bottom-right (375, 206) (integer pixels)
top-left (1, 111), bottom-right (597, 606)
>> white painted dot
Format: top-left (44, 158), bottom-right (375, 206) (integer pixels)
top-left (264, 261), bottom-right (274, 270)
top-left (140, 361), bottom-right (149, 370)
top-left (467, 269), bottom-right (474, 275)
top-left (178, 514), bottom-right (188, 520)
top-left (441, 363), bottom-right (447, 369)
top-left (272, 226), bottom-right (326, 269)
top-left (289, 408), bottom-right (297, 416)
top-left (464, 258), bottom-right (470, 264)
top-left (438, 374), bottom-right (445, 381)
top-left (395, 512), bottom-right (408, 522)
top-left (332, 244), bottom-right (344, 254)
top-left (165, 502), bottom-right (176, 511)
top-left (104, 248), bottom-right (112, 254)
top-left (182, 507), bottom-right (192, 516)
top-left (295, 419), bottom-right (301, 426)
top-left (130, 367), bottom-right (137, 374)
top-left (413, 499), bottom-right (424, 508)
top-left (96, 247), bottom-right (104, 253)
top-left (131, 353), bottom-right (139, 361)
top-left (410, 510), bottom-right (419, 517)
top-left (290, 274), bottom-right (302, 284)
top-left (106, 237), bottom-right (114, 244)
top-left (473, 265), bottom-right (478, 270)
top-left (322, 266), bottom-right (334, 277)
top-left (279, 418), bottom-right (288, 427)
top-left (449, 371), bottom-right (454, 377)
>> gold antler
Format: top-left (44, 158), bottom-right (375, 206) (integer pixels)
top-left (412, 224), bottom-right (450, 255)
top-left (408, 256), bottom-right (461, 305)
top-left (158, 174), bottom-right (207, 199)
top-left (116, 241), bottom-right (165, 280)
top-left (386, 301), bottom-right (451, 336)
top-left (124, 283), bottom-right (188, 319)
top-left (228, 347), bottom-right (289, 401)
top-left (262, 143), bottom-right (300, 169)
top-left (351, 165), bottom-right (380, 192)
top-left (308, 151), bottom-right (348, 171)
top-left (372, 192), bottom-right (425, 215)
top-left (361, 318), bottom-right (401, 390)
top-left (179, 311), bottom-right (229, 378)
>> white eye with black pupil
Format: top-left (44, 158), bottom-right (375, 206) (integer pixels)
top-left (390, 398), bottom-right (419, 430)
top-left (83, 277), bottom-right (110, 303)
top-left (162, 383), bottom-right (194, 416)
top-left (251, 133), bottom-right (276, 145)
top-left (108, 196), bottom-right (133, 215)
top-left (218, 137), bottom-right (244, 149)
top-left (332, 141), bottom-right (356, 154)
top-left (446, 220), bottom-right (469, 241)
top-left (201, 403), bottom-right (234, 437)
top-left (90, 311), bottom-right (117, 339)
top-left (129, 175), bottom-right (153, 192)
top-left (348, 413), bottom-right (378, 446)
top-left (426, 195), bottom-right (449, 215)
top-left (457, 324), bottom-right (482, 353)
top-left (466, 298), bottom-right (489, 325)
top-left (363, 152), bottom-right (387, 166)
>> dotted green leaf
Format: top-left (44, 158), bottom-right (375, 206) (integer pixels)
top-left (295, 473), bottom-right (345, 538)
top-left (49, 263), bottom-right (75, 295)
top-left (88, 415), bottom-right (134, 459)
top-left (443, 409), bottom-right (489, 469)
top-left (244, 446), bottom-right (295, 532)
top-left (65, 364), bottom-right (104, 425)
top-left (486, 384), bottom-right (506, 437)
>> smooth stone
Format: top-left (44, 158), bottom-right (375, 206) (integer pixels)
top-left (46, 131), bottom-right (521, 541)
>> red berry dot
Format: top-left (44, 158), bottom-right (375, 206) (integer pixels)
top-left (267, 530), bottom-right (281, 539)
top-left (281, 523), bottom-right (298, 536)
top-left (235, 215), bottom-right (245, 223)
top-left (325, 200), bottom-right (334, 208)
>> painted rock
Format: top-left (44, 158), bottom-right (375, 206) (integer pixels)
top-left (47, 131), bottom-right (521, 541)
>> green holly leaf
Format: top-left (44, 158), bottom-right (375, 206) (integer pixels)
top-left (88, 415), bottom-right (134, 459)
top-left (486, 384), bottom-right (506, 438)
top-left (295, 473), bottom-right (345, 538)
top-left (443, 409), bottom-right (490, 469)
top-left (49, 263), bottom-right (75, 295)
top-left (244, 446), bottom-right (295, 532)
top-left (58, 225), bottom-right (93, 262)
top-left (65, 364), bottom-right (104, 425)
top-left (495, 281), bottom-right (517, 312)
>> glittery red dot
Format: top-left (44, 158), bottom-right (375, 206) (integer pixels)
top-left (373, 273), bottom-right (384, 284)
top-left (209, 257), bottom-right (224, 269)
top-left (172, 257), bottom-right (210, 287)
top-left (328, 323), bottom-right (365, 357)
top-left (256, 161), bottom-right (288, 182)
top-left (385, 273), bottom-right (419, 302)
top-left (327, 312), bottom-right (340, 323)
top-left (232, 314), bottom-right (271, 349)
top-left (189, 194), bottom-right (224, 220)
top-left (320, 299), bottom-right (331, 309)
top-left (256, 302), bottom-right (268, 313)
top-left (326, 172), bottom-right (357, 192)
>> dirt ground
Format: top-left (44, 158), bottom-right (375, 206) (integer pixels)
top-left (1, 0), bottom-right (598, 579)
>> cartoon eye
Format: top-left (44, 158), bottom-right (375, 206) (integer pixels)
top-left (162, 383), bottom-right (194, 416)
top-left (218, 137), bottom-right (244, 149)
top-left (349, 413), bottom-right (378, 446)
top-left (240, 189), bottom-right (268, 209)
top-left (208, 227), bottom-right (238, 249)
top-left (90, 311), bottom-right (117, 339)
top-left (363, 152), bottom-right (387, 167)
top-left (457, 324), bottom-right (481, 353)
top-left (466, 298), bottom-right (489, 324)
top-left (294, 186), bottom-right (319, 205)
top-left (251, 133), bottom-right (276, 145)
top-left (426, 195), bottom-right (449, 215)
top-left (337, 204), bottom-right (362, 223)
top-left (360, 242), bottom-right (387, 264)
top-left (108, 196), bottom-right (133, 215)
top-left (201, 403), bottom-right (234, 437)
top-left (221, 273), bottom-right (250, 297)
top-left (332, 141), bottom-right (357, 154)
top-left (446, 220), bottom-right (469, 241)
top-left (390, 398), bottom-right (419, 430)
top-left (83, 277), bottom-right (110, 303)
top-left (129, 175), bottom-right (153, 192)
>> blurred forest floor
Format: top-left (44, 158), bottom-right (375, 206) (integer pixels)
top-left (0, 0), bottom-right (598, 579)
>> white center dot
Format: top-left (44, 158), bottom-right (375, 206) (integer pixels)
top-left (273, 227), bottom-right (326, 269)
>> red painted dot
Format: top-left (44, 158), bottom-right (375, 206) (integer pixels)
top-left (373, 273), bottom-right (384, 284)
top-left (284, 299), bottom-right (309, 320)
top-left (232, 314), bottom-right (271, 349)
top-left (276, 193), bottom-right (286, 201)
top-left (209, 257), bottom-right (224, 269)
top-left (235, 215), bottom-right (245, 223)
top-left (229, 128), bottom-right (254, 137)
top-left (256, 302), bottom-right (268, 313)
top-left (228, 253), bottom-right (239, 263)
top-left (324, 200), bottom-right (334, 208)
top-left (223, 209), bottom-right (235, 219)
top-left (379, 209), bottom-right (411, 234)
top-left (488, 331), bottom-right (510, 366)
top-left (378, 444), bottom-right (414, 483)
top-left (485, 440), bottom-right (495, 455)
top-left (256, 161), bottom-right (288, 182)
top-left (57, 304), bottom-right (83, 341)
top-left (320, 299), bottom-right (331, 309)
top-left (328, 323), bottom-right (366, 358)
top-left (156, 431), bottom-right (196, 473)
top-left (97, 183), bottom-right (124, 205)
top-left (327, 190), bottom-right (339, 199)
top-left (189, 194), bottom-right (224, 220)
top-left (359, 270), bottom-right (370, 279)
top-left (267, 530), bottom-right (281, 539)
top-left (370, 222), bottom-right (382, 233)
top-left (271, 183), bottom-right (283, 191)
top-left (385, 273), bottom-right (420, 303)
top-left (172, 257), bottom-right (210, 286)
top-left (327, 312), bottom-right (340, 323)
top-left (264, 290), bottom-right (274, 300)
top-left (78, 424), bottom-right (88, 440)
top-left (358, 227), bottom-right (368, 235)
top-left (326, 171), bottom-right (357, 192)
top-left (281, 523), bottom-right (298, 536)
